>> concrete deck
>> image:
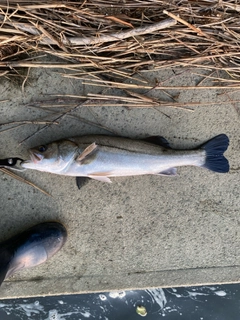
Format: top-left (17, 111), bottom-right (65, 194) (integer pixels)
top-left (0, 66), bottom-right (239, 298)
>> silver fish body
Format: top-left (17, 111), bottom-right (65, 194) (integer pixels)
top-left (21, 134), bottom-right (229, 182)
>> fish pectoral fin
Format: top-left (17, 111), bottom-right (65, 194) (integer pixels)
top-left (88, 172), bottom-right (112, 183)
top-left (76, 177), bottom-right (90, 189)
top-left (76, 142), bottom-right (98, 163)
top-left (157, 168), bottom-right (177, 176)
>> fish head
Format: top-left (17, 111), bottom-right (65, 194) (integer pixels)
top-left (22, 140), bottom-right (78, 173)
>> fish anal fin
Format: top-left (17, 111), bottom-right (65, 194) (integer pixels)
top-left (89, 176), bottom-right (112, 183)
top-left (76, 142), bottom-right (98, 163)
top-left (89, 172), bottom-right (112, 183)
top-left (157, 168), bottom-right (177, 176)
top-left (143, 136), bottom-right (171, 149)
top-left (76, 177), bottom-right (90, 189)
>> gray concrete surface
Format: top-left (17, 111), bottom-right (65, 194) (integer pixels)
top-left (0, 66), bottom-right (239, 298)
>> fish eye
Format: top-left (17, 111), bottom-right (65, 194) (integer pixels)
top-left (38, 145), bottom-right (47, 153)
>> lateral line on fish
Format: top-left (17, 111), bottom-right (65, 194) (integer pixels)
top-left (72, 139), bottom-right (135, 153)
top-left (70, 137), bottom-right (159, 153)
top-left (80, 141), bottom-right (157, 153)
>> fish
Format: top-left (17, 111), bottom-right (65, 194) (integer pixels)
top-left (0, 222), bottom-right (67, 286)
top-left (21, 134), bottom-right (230, 188)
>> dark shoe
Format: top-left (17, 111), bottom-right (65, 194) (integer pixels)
top-left (0, 222), bottom-right (67, 286)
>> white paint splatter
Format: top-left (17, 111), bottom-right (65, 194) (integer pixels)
top-left (81, 311), bottom-right (91, 318)
top-left (187, 291), bottom-right (208, 298)
top-left (109, 292), bottom-right (119, 299)
top-left (215, 290), bottom-right (227, 297)
top-left (170, 292), bottom-right (182, 298)
top-left (45, 309), bottom-right (80, 320)
top-left (99, 294), bottom-right (107, 301)
top-left (48, 309), bottom-right (61, 320)
top-left (165, 307), bottom-right (178, 313)
top-left (58, 301), bottom-right (64, 305)
top-left (109, 291), bottom-right (126, 299)
top-left (146, 289), bottom-right (167, 309)
top-left (19, 302), bottom-right (44, 317)
top-left (0, 302), bottom-right (74, 319)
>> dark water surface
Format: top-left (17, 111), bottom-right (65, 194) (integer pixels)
top-left (0, 284), bottom-right (239, 319)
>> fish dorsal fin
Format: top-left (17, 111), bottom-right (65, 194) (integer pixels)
top-left (76, 142), bottom-right (98, 163)
top-left (89, 172), bottom-right (112, 183)
top-left (143, 136), bottom-right (172, 149)
top-left (157, 168), bottom-right (177, 176)
top-left (76, 177), bottom-right (90, 189)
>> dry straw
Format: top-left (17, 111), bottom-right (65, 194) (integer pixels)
top-left (1, 0), bottom-right (240, 192)
top-left (0, 0), bottom-right (239, 84)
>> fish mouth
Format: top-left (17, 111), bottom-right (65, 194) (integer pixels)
top-left (29, 151), bottom-right (43, 163)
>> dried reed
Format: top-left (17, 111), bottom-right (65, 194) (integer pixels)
top-left (0, 0), bottom-right (239, 84)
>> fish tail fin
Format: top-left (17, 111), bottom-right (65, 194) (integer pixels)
top-left (201, 134), bottom-right (229, 173)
